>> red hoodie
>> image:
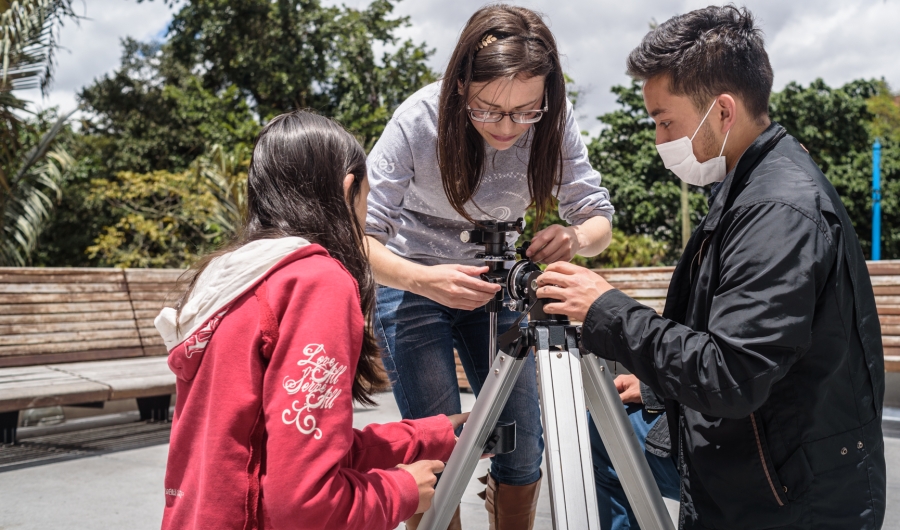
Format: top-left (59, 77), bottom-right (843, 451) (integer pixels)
top-left (155, 238), bottom-right (456, 530)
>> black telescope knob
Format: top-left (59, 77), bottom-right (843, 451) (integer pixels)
top-left (514, 217), bottom-right (525, 234)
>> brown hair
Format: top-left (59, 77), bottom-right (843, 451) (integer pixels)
top-left (176, 110), bottom-right (385, 405)
top-left (626, 5), bottom-right (773, 120)
top-left (438, 4), bottom-right (566, 225)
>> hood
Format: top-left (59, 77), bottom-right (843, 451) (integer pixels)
top-left (154, 237), bottom-right (310, 352)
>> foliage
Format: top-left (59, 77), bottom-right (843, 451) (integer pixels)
top-left (0, 110), bottom-right (74, 265)
top-left (34, 39), bottom-right (259, 266)
top-left (770, 78), bottom-right (900, 258)
top-left (77, 39), bottom-right (259, 175)
top-left (190, 143), bottom-right (249, 235)
top-left (86, 168), bottom-right (226, 268)
top-left (83, 143), bottom-right (251, 268)
top-left (586, 81), bottom-right (707, 265)
top-left (36, 0), bottom-right (435, 267)
top-left (165, 0), bottom-right (435, 149)
top-left (593, 228), bottom-right (670, 268)
top-left (0, 0), bottom-right (76, 94)
top-left (0, 0), bottom-right (77, 265)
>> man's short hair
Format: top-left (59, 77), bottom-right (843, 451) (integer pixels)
top-left (626, 5), bottom-right (773, 120)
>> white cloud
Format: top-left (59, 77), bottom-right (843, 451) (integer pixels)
top-left (18, 0), bottom-right (900, 136)
top-left (18, 0), bottom-right (176, 114)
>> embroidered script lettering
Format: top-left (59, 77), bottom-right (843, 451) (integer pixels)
top-left (281, 344), bottom-right (347, 439)
top-left (184, 310), bottom-right (228, 359)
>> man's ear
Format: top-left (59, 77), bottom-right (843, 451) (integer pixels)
top-left (716, 94), bottom-right (738, 134)
top-left (342, 173), bottom-right (354, 202)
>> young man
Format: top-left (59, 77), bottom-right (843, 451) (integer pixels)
top-left (536, 6), bottom-right (886, 529)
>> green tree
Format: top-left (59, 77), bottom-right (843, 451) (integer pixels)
top-left (770, 79), bottom-right (900, 258)
top-left (586, 81), bottom-right (707, 265)
top-left (85, 168), bottom-right (227, 268)
top-left (84, 143), bottom-right (250, 268)
top-left (35, 39), bottom-right (259, 266)
top-left (78, 38), bottom-right (259, 175)
top-left (166, 0), bottom-right (435, 149)
top-left (37, 0), bottom-right (436, 266)
top-left (0, 0), bottom-right (77, 265)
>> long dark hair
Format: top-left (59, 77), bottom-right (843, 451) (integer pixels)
top-left (177, 110), bottom-right (385, 405)
top-left (438, 4), bottom-right (566, 225)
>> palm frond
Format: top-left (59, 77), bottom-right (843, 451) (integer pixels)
top-left (192, 144), bottom-right (250, 235)
top-left (0, 109), bottom-right (74, 265)
top-left (0, 0), bottom-right (76, 95)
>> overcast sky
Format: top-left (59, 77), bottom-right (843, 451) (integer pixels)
top-left (20, 0), bottom-right (900, 135)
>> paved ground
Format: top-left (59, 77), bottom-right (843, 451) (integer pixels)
top-left (0, 392), bottom-right (897, 530)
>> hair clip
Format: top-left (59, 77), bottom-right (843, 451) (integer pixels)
top-left (475, 34), bottom-right (498, 52)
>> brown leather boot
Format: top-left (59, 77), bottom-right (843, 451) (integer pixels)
top-left (479, 472), bottom-right (542, 530)
top-left (403, 505), bottom-right (461, 530)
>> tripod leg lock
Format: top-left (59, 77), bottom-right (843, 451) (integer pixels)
top-left (483, 421), bottom-right (516, 455)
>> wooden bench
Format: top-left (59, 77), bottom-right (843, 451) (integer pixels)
top-left (0, 268), bottom-right (183, 444)
top-left (4, 262), bottom-right (895, 445)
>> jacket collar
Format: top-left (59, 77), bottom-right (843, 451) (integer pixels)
top-left (703, 122), bottom-right (787, 233)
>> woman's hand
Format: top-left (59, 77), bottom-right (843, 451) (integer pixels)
top-left (396, 460), bottom-right (445, 513)
top-left (527, 224), bottom-right (581, 264)
top-left (412, 264), bottom-right (501, 310)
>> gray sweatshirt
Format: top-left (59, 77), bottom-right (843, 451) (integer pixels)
top-left (365, 82), bottom-right (614, 267)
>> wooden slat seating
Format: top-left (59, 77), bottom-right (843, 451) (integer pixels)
top-left (0, 267), bottom-right (184, 444)
top-left (125, 269), bottom-right (184, 358)
top-left (867, 262), bottom-right (900, 373)
top-left (4, 261), bottom-right (896, 445)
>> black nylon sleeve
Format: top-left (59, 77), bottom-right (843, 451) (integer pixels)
top-left (581, 202), bottom-right (833, 419)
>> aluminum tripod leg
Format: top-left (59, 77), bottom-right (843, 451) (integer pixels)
top-left (535, 326), bottom-right (601, 529)
top-left (418, 347), bottom-right (527, 530)
top-left (581, 354), bottom-right (676, 530)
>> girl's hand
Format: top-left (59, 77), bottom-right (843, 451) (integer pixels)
top-left (396, 460), bottom-right (445, 513)
top-left (412, 264), bottom-right (501, 310)
top-left (527, 224), bottom-right (581, 264)
top-left (447, 412), bottom-right (470, 431)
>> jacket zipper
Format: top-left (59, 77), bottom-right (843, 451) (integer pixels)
top-left (749, 412), bottom-right (784, 507)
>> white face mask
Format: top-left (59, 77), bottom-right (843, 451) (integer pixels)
top-left (656, 100), bottom-right (730, 186)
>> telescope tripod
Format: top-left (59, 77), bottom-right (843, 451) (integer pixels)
top-left (419, 311), bottom-right (675, 530)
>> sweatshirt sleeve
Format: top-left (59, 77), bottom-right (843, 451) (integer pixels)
top-left (365, 116), bottom-right (416, 244)
top-left (258, 257), bottom-right (454, 530)
top-left (345, 415), bottom-right (456, 473)
top-left (556, 101), bottom-right (615, 226)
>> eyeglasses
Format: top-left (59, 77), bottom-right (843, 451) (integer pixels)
top-left (466, 92), bottom-right (548, 124)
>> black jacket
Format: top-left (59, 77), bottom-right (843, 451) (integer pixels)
top-left (583, 123), bottom-right (886, 529)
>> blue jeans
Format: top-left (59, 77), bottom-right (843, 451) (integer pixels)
top-left (590, 405), bottom-right (681, 529)
top-left (375, 286), bottom-right (544, 486)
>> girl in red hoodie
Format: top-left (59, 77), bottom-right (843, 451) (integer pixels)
top-left (155, 111), bottom-right (463, 530)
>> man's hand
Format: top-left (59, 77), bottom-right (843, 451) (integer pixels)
top-left (614, 374), bottom-right (643, 404)
top-left (534, 262), bottom-right (615, 322)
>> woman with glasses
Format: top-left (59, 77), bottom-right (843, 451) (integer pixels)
top-left (365, 6), bottom-right (614, 529)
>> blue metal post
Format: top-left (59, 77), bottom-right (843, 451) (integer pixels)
top-left (872, 140), bottom-right (883, 261)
